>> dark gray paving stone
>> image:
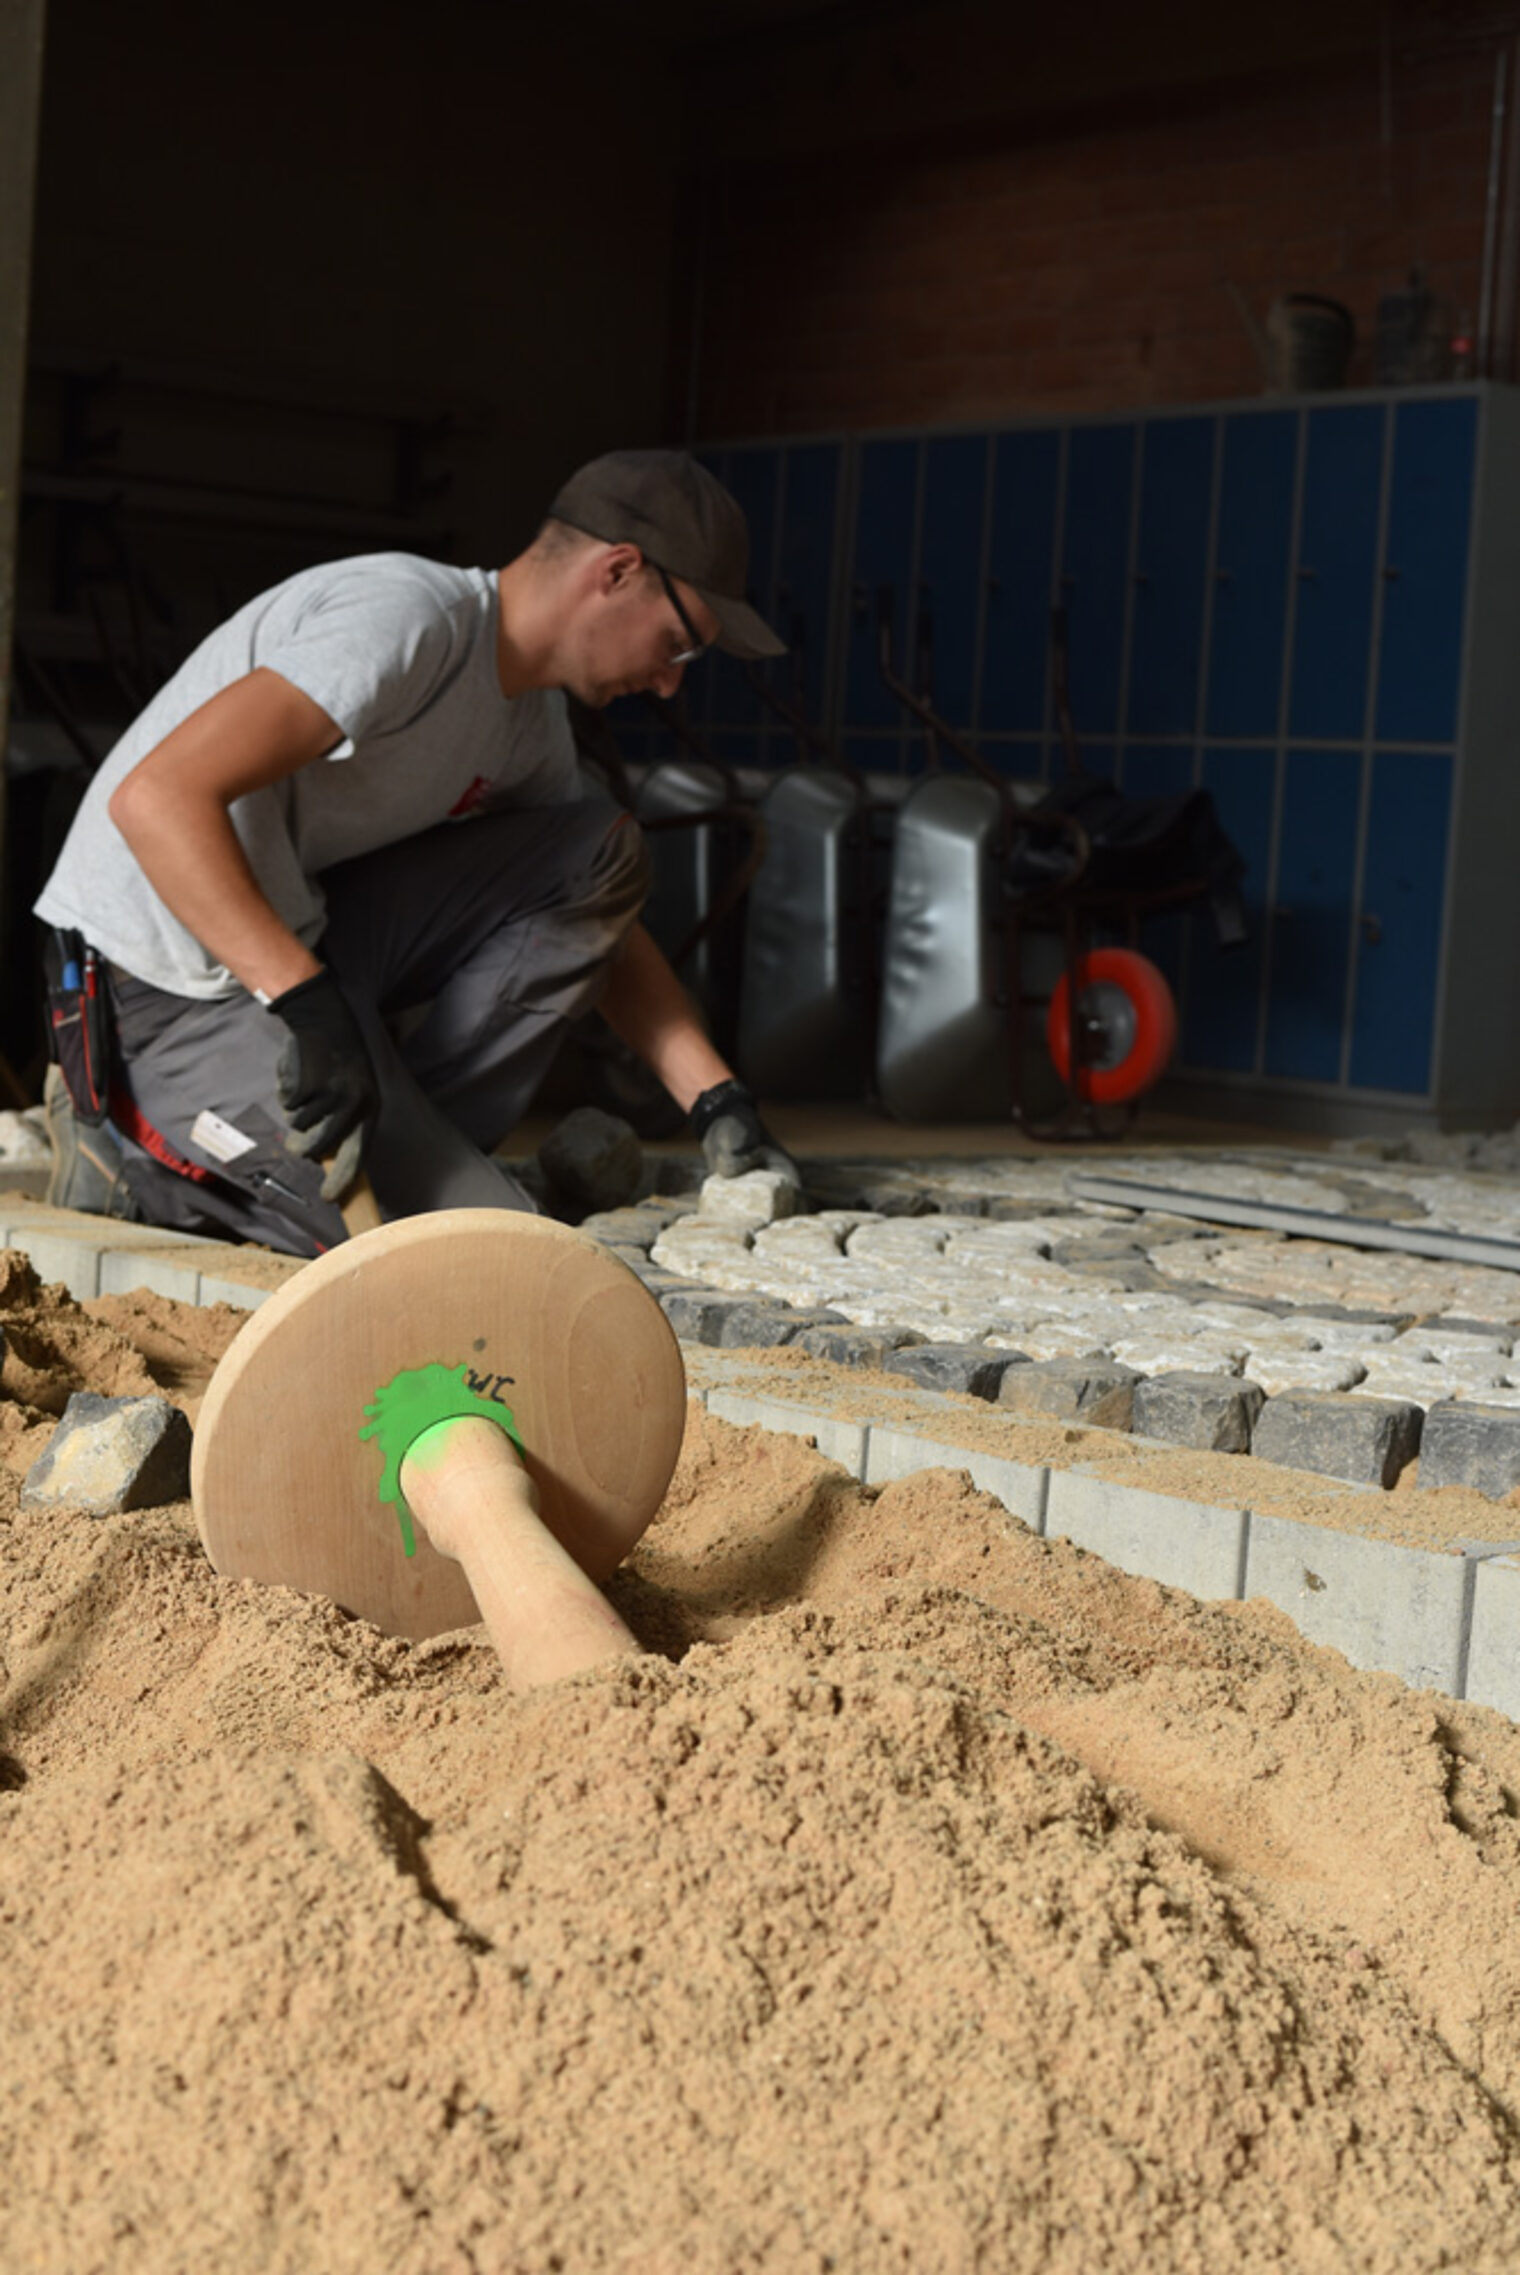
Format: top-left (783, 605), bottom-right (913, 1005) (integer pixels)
top-left (537, 1108), bottom-right (643, 1212)
top-left (1045, 1237), bottom-right (1146, 1266)
top-left (1251, 1392), bottom-right (1423, 1489)
top-left (1131, 1370), bottom-right (1265, 1454)
top-left (22, 1392), bottom-right (192, 1515)
top-left (882, 1344), bottom-right (1026, 1401)
top-left (793, 1324), bottom-right (926, 1369)
top-left (1423, 1316), bottom-right (1515, 1347)
top-left (997, 1356), bottom-right (1138, 1429)
top-left (659, 1290), bottom-right (759, 1345)
top-left (1417, 1402), bottom-right (1520, 1498)
top-left (716, 1304), bottom-right (848, 1350)
top-left (1291, 1303), bottom-right (1418, 1332)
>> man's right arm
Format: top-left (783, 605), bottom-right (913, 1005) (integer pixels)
top-left (106, 666), bottom-right (344, 1001)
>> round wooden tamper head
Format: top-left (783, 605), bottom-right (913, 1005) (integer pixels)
top-left (190, 1209), bottom-right (687, 1641)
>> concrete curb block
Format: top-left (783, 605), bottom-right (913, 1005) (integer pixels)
top-left (705, 1389), bottom-right (868, 1474)
top-left (1465, 1555), bottom-right (1520, 1718)
top-left (1045, 1467), bottom-right (1249, 1600)
top-left (1241, 1510), bottom-right (1474, 1697)
top-left (863, 1424), bottom-right (1049, 1528)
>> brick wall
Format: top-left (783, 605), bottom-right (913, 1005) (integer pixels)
top-left (689, 38), bottom-right (1497, 438)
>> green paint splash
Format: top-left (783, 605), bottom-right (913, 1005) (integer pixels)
top-left (360, 1361), bottom-right (523, 1557)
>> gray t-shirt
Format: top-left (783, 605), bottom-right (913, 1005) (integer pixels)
top-left (36, 552), bottom-right (580, 998)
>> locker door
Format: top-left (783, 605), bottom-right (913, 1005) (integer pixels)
top-left (1181, 745), bottom-right (1276, 1071)
top-left (1375, 397), bottom-right (1477, 745)
top-left (1348, 748), bottom-right (1453, 1093)
top-left (1287, 404), bottom-right (1385, 741)
top-left (1206, 410), bottom-right (1296, 739)
top-left (979, 427), bottom-right (1060, 733)
top-left (843, 437), bottom-right (919, 733)
top-left (916, 433), bottom-right (989, 727)
top-left (1114, 741), bottom-right (1194, 999)
top-left (774, 440), bottom-right (844, 732)
top-left (1263, 747), bottom-right (1362, 1081)
top-left (1126, 416), bottom-right (1214, 735)
top-left (707, 445), bottom-right (780, 736)
top-left (1059, 422), bottom-right (1137, 737)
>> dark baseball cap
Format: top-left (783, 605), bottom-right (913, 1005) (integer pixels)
top-left (549, 449), bottom-right (786, 661)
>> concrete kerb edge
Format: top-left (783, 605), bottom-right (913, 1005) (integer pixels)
top-left (7, 1198), bottom-right (1509, 1713)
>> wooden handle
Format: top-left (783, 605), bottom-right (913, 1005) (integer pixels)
top-left (398, 1417), bottom-right (640, 1689)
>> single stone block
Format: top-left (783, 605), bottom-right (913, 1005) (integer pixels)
top-left (997, 1356), bottom-right (1138, 1430)
top-left (1131, 1370), bottom-right (1266, 1454)
top-left (22, 1392), bottom-right (192, 1515)
top-left (659, 1289), bottom-right (757, 1345)
top-left (715, 1303), bottom-right (847, 1350)
top-left (883, 1344), bottom-right (1025, 1401)
top-left (1417, 1402), bottom-right (1520, 1498)
top-left (1250, 1391), bottom-right (1423, 1489)
top-left (575, 1207), bottom-right (667, 1250)
top-left (697, 1169), bottom-right (802, 1226)
top-left (794, 1325), bottom-right (924, 1369)
top-left (536, 1108), bottom-right (643, 1213)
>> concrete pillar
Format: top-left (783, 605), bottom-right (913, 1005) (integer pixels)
top-left (0, 0), bottom-right (48, 870)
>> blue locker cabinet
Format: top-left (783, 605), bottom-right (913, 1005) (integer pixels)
top-left (697, 384), bottom-right (1520, 1130)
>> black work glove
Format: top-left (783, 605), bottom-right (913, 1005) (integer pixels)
top-left (689, 1078), bottom-right (802, 1189)
top-left (266, 969), bottom-right (380, 1201)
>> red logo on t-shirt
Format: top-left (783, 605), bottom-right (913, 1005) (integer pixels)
top-left (448, 774), bottom-right (492, 819)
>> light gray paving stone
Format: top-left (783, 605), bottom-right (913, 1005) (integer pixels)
top-left (1465, 1554), bottom-right (1520, 1716)
top-left (705, 1389), bottom-right (866, 1474)
top-left (861, 1425), bottom-right (1047, 1527)
top-left (1242, 1509), bottom-right (1472, 1695)
top-left (1251, 1392), bottom-right (1423, 1488)
top-left (1131, 1371), bottom-right (1265, 1454)
top-left (1043, 1468), bottom-right (1248, 1599)
top-left (698, 1169), bottom-right (800, 1226)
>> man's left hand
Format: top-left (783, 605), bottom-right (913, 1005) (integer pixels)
top-left (689, 1078), bottom-right (802, 1189)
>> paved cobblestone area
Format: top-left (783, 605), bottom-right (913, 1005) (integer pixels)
top-left (591, 1144), bottom-right (1520, 1495)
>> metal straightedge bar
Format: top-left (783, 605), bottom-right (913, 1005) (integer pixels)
top-left (1065, 1174), bottom-right (1520, 1275)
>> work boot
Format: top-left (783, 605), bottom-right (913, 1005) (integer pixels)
top-left (42, 1064), bottom-right (143, 1220)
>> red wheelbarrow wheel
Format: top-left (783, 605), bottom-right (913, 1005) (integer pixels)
top-left (1046, 948), bottom-right (1178, 1105)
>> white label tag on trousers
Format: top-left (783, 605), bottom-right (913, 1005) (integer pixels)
top-left (189, 1108), bottom-right (257, 1165)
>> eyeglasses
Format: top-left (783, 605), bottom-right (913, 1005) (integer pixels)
top-left (654, 564), bottom-right (710, 667)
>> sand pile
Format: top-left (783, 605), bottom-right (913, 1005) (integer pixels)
top-left (1, 1265), bottom-right (1519, 2271)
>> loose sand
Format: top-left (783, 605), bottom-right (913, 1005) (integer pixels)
top-left (1, 1259), bottom-right (1519, 2271)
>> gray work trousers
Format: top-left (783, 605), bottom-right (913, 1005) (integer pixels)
top-left (107, 799), bottom-right (650, 1254)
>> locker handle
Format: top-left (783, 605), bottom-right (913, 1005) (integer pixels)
top-left (1214, 567), bottom-right (1234, 583)
top-left (1361, 913), bottom-right (1383, 944)
top-left (1382, 565), bottom-right (1402, 580)
top-left (1295, 566), bottom-right (1319, 581)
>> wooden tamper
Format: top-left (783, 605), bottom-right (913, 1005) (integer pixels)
top-left (190, 1210), bottom-right (686, 1688)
